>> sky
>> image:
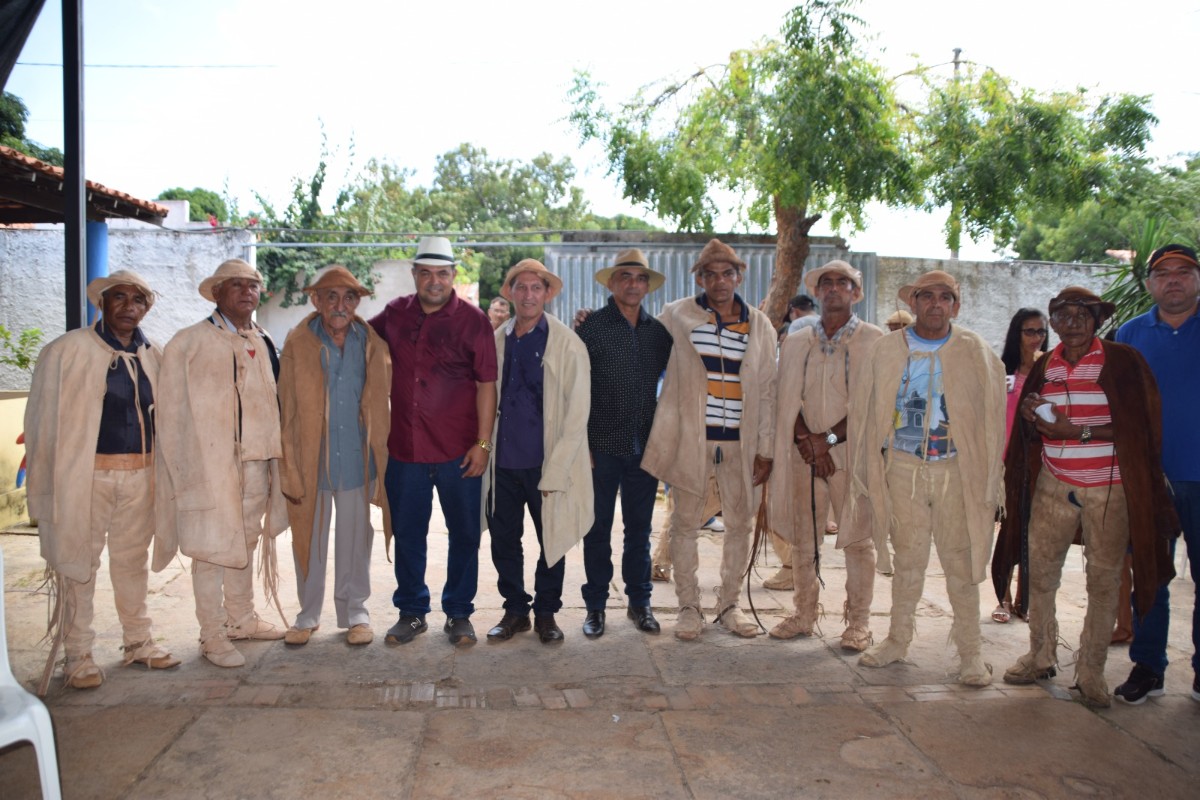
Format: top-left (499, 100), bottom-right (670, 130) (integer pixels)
top-left (6, 0), bottom-right (1199, 261)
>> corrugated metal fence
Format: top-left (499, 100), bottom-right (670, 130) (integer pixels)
top-left (544, 243), bottom-right (879, 324)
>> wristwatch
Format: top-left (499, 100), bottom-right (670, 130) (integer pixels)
top-left (1079, 425), bottom-right (1092, 445)
top-left (825, 430), bottom-right (838, 446)
top-left (476, 439), bottom-right (493, 452)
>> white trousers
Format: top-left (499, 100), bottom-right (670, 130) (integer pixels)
top-left (192, 460), bottom-right (269, 641)
top-left (63, 466), bottom-right (156, 660)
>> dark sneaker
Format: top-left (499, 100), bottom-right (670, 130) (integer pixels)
top-left (384, 614), bottom-right (427, 645)
top-left (444, 617), bottom-right (476, 647)
top-left (1114, 663), bottom-right (1165, 705)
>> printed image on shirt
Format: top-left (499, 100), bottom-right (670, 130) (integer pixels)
top-left (891, 337), bottom-right (956, 460)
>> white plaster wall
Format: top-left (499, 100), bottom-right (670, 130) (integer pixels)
top-left (1, 224), bottom-right (1121, 390)
top-left (0, 225), bottom-right (255, 390)
top-left (873, 257), bottom-right (1113, 353)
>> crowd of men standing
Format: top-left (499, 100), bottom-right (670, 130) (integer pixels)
top-left (23, 235), bottom-right (1198, 710)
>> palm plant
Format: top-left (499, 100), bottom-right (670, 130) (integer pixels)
top-left (1099, 217), bottom-right (1190, 331)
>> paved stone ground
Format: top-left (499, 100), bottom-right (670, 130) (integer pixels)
top-left (2, 499), bottom-right (1197, 799)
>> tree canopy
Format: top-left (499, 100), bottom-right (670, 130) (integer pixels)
top-left (911, 66), bottom-right (1156, 257)
top-left (0, 91), bottom-right (64, 166)
top-left (157, 186), bottom-right (229, 223)
top-left (243, 143), bottom-right (649, 307)
top-left (569, 0), bottom-right (916, 325)
top-left (1008, 156), bottom-right (1200, 263)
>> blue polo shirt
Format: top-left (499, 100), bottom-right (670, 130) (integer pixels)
top-left (1116, 306), bottom-right (1200, 481)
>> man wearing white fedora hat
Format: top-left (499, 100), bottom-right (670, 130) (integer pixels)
top-left (768, 260), bottom-right (881, 652)
top-left (26, 270), bottom-right (181, 690)
top-left (369, 236), bottom-right (497, 647)
top-left (483, 258), bottom-right (593, 644)
top-left (158, 258), bottom-right (289, 668)
top-left (576, 249), bottom-right (673, 637)
top-left (278, 266), bottom-right (392, 647)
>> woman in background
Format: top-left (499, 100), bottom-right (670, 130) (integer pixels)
top-left (992, 308), bottom-right (1049, 623)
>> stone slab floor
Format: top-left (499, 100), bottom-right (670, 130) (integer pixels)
top-left (2, 499), bottom-right (1196, 799)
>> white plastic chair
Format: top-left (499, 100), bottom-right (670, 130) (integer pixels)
top-left (0, 546), bottom-right (62, 799)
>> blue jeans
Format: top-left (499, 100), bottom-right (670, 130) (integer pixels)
top-left (385, 457), bottom-right (481, 619)
top-left (581, 451), bottom-right (657, 610)
top-left (487, 466), bottom-right (563, 615)
top-left (1129, 480), bottom-right (1200, 676)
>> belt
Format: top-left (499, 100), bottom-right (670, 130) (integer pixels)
top-left (94, 452), bottom-right (153, 471)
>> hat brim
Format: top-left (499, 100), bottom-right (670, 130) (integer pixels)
top-left (594, 265), bottom-right (666, 292)
top-left (412, 256), bottom-right (457, 267)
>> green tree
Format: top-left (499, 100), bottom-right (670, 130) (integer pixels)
top-left (250, 139), bottom-right (652, 309)
top-left (0, 325), bottom-right (43, 373)
top-left (332, 144), bottom-right (627, 306)
top-left (569, 0), bottom-right (916, 324)
top-left (156, 187), bottom-right (229, 223)
top-left (334, 158), bottom-right (431, 234)
top-left (250, 153), bottom-right (379, 308)
top-left (1010, 157), bottom-right (1200, 263)
top-left (912, 65), bottom-right (1156, 257)
top-left (0, 91), bottom-right (64, 166)
top-left (425, 144), bottom-right (589, 231)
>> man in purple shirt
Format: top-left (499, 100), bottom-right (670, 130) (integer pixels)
top-left (369, 236), bottom-right (498, 647)
top-left (483, 259), bottom-right (593, 644)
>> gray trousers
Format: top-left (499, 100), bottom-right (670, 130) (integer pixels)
top-left (293, 484), bottom-right (374, 629)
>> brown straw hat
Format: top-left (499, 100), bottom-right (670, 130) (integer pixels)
top-left (691, 238), bottom-right (747, 274)
top-left (500, 259), bottom-right (563, 302)
top-left (87, 269), bottom-right (156, 309)
top-left (804, 260), bottom-right (864, 303)
top-left (593, 248), bottom-right (666, 292)
top-left (897, 270), bottom-right (960, 308)
top-left (303, 265), bottom-right (372, 297)
top-left (1048, 286), bottom-right (1116, 325)
top-left (198, 258), bottom-right (264, 302)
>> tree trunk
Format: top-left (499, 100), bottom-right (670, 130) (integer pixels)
top-left (947, 200), bottom-right (962, 260)
top-left (763, 197), bottom-right (821, 328)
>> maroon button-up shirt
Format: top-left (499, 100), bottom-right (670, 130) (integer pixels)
top-left (370, 292), bottom-right (498, 464)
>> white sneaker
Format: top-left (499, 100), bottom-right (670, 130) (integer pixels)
top-left (702, 517), bottom-right (725, 532)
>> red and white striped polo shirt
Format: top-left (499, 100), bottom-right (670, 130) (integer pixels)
top-left (1040, 338), bottom-right (1120, 487)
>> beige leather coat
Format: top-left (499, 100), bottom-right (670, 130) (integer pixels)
top-left (849, 325), bottom-right (1006, 583)
top-left (157, 316), bottom-right (289, 568)
top-left (25, 327), bottom-right (176, 582)
top-left (641, 296), bottom-right (777, 504)
top-left (277, 313), bottom-right (392, 578)
top-left (482, 312), bottom-right (593, 567)
top-left (770, 318), bottom-right (881, 549)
